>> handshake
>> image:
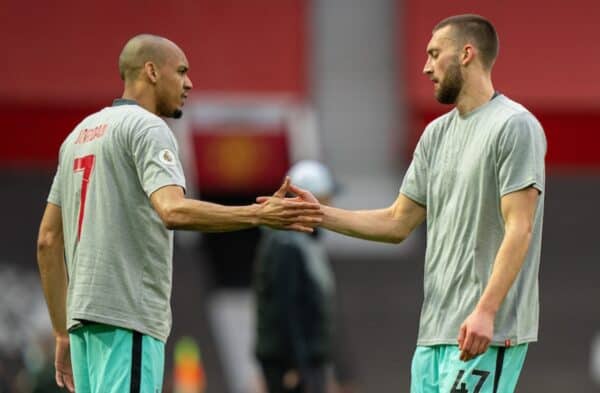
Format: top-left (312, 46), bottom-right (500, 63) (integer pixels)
top-left (255, 176), bottom-right (325, 233)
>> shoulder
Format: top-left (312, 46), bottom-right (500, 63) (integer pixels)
top-left (68, 109), bottom-right (106, 134)
top-left (494, 97), bottom-right (545, 141)
top-left (413, 109), bottom-right (457, 155)
top-left (421, 110), bottom-right (457, 142)
top-left (424, 109), bottom-right (457, 136)
top-left (59, 108), bottom-right (108, 149)
top-left (112, 105), bottom-right (169, 131)
top-left (487, 99), bottom-right (547, 161)
top-left (108, 107), bottom-right (176, 147)
top-left (491, 96), bottom-right (541, 128)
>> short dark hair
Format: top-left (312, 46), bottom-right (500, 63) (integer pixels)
top-left (434, 14), bottom-right (499, 69)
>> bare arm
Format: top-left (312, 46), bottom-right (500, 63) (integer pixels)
top-left (37, 203), bottom-right (74, 392)
top-left (150, 178), bottom-right (322, 233)
top-left (37, 203), bottom-right (67, 336)
top-left (458, 186), bottom-right (539, 361)
top-left (321, 194), bottom-right (425, 243)
top-left (302, 188), bottom-right (426, 244)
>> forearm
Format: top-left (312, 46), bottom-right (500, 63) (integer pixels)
top-left (152, 185), bottom-right (321, 233)
top-left (476, 228), bottom-right (532, 315)
top-left (37, 239), bottom-right (68, 336)
top-left (163, 198), bottom-right (260, 232)
top-left (321, 205), bottom-right (408, 244)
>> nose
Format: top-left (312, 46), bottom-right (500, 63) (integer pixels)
top-left (184, 74), bottom-right (193, 90)
top-left (423, 58), bottom-right (432, 75)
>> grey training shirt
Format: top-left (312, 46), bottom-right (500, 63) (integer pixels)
top-left (400, 94), bottom-right (546, 346)
top-left (47, 100), bottom-right (186, 342)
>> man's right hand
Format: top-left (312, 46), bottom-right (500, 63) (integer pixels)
top-left (255, 177), bottom-right (322, 232)
top-left (55, 334), bottom-right (75, 392)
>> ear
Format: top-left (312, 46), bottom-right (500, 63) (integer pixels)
top-left (461, 44), bottom-right (476, 66)
top-left (143, 62), bottom-right (159, 84)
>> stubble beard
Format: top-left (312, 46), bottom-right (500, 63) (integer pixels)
top-left (171, 108), bottom-right (183, 119)
top-left (157, 97), bottom-right (183, 119)
top-left (435, 59), bottom-right (463, 105)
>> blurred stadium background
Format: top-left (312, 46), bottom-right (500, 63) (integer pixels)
top-left (1, 0), bottom-right (599, 392)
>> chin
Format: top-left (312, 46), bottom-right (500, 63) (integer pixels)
top-left (172, 108), bottom-right (183, 119)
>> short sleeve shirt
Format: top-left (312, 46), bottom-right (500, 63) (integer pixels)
top-left (48, 100), bottom-right (186, 342)
top-left (400, 95), bottom-right (546, 346)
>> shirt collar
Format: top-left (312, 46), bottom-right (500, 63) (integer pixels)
top-left (112, 98), bottom-right (139, 107)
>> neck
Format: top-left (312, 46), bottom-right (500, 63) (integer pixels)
top-left (122, 82), bottom-right (158, 115)
top-left (455, 72), bottom-right (495, 116)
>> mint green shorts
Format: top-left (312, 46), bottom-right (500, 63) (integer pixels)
top-left (69, 323), bottom-right (165, 393)
top-left (410, 344), bottom-right (528, 393)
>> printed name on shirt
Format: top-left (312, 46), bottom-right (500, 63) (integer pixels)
top-left (74, 124), bottom-right (108, 144)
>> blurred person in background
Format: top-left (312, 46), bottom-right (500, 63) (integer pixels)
top-left (36, 34), bottom-right (322, 393)
top-left (275, 14), bottom-right (546, 393)
top-left (254, 161), bottom-right (355, 393)
top-left (0, 265), bottom-right (61, 392)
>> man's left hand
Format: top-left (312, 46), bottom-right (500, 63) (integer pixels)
top-left (55, 334), bottom-right (75, 392)
top-left (255, 177), bottom-right (322, 232)
top-left (457, 308), bottom-right (495, 361)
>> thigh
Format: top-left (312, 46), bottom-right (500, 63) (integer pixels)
top-left (69, 327), bottom-right (92, 393)
top-left (83, 323), bottom-right (165, 393)
top-left (411, 346), bottom-right (440, 393)
top-left (140, 333), bottom-right (165, 393)
top-left (439, 345), bottom-right (528, 393)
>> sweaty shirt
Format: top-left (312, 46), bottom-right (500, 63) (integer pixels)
top-left (47, 100), bottom-right (186, 342)
top-left (400, 94), bottom-right (546, 346)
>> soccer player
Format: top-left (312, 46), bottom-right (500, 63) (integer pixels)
top-left (281, 14), bottom-right (546, 393)
top-left (36, 34), bottom-right (322, 393)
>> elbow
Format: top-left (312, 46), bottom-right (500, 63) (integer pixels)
top-left (160, 208), bottom-right (178, 230)
top-left (388, 217), bottom-right (411, 244)
top-left (36, 230), bottom-right (62, 263)
top-left (163, 219), bottom-right (178, 231)
top-left (507, 220), bottom-right (533, 242)
top-left (150, 186), bottom-right (188, 230)
top-left (392, 235), bottom-right (407, 244)
top-left (37, 232), bottom-right (57, 253)
top-left (163, 209), bottom-right (177, 230)
top-left (157, 203), bottom-right (184, 230)
top-left (387, 231), bottom-right (407, 244)
top-left (381, 226), bottom-right (408, 244)
top-left (520, 227), bottom-right (534, 245)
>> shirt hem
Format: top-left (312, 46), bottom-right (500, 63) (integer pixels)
top-left (500, 180), bottom-right (544, 197)
top-left (416, 335), bottom-right (537, 347)
top-left (69, 312), bottom-right (168, 342)
top-left (47, 198), bottom-right (61, 207)
top-left (399, 190), bottom-right (426, 207)
top-left (146, 181), bottom-right (187, 197)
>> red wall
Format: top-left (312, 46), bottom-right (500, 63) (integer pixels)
top-left (400, 0), bottom-right (600, 169)
top-left (0, 1), bottom-right (307, 165)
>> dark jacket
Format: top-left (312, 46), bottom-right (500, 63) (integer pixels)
top-left (253, 228), bottom-right (335, 369)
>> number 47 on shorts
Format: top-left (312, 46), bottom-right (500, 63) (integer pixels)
top-left (450, 369), bottom-right (490, 393)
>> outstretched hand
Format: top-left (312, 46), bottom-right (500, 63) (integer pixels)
top-left (287, 182), bottom-right (319, 204)
top-left (255, 177), bottom-right (322, 232)
top-left (457, 308), bottom-right (494, 362)
top-left (55, 335), bottom-right (75, 392)
top-left (257, 177), bottom-right (319, 204)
